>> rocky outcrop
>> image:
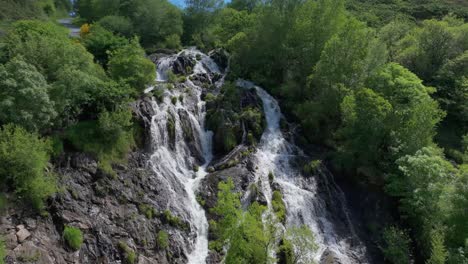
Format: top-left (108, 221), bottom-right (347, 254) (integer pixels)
top-left (172, 54), bottom-right (195, 76)
top-left (209, 49), bottom-right (229, 73)
top-left (2, 151), bottom-right (191, 264)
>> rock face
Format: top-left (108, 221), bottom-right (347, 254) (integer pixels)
top-left (2, 151), bottom-right (189, 264)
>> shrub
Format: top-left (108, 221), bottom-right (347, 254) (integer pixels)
top-left (272, 191), bottom-right (286, 223)
top-left (157, 230), bottom-right (169, 249)
top-left (108, 38), bottom-right (156, 92)
top-left (63, 226), bottom-right (83, 251)
top-left (171, 96), bottom-right (178, 105)
top-left (167, 70), bottom-right (177, 83)
top-left (97, 16), bottom-right (133, 37)
top-left (0, 124), bottom-right (56, 211)
top-left (164, 34), bottom-right (181, 50)
top-left (138, 203), bottom-right (155, 219)
top-left (81, 24), bottom-right (128, 65)
top-left (303, 160), bottom-right (322, 174)
top-left (268, 171), bottom-right (274, 183)
top-left (118, 241), bottom-right (136, 264)
top-left (162, 210), bottom-right (185, 228)
top-left (381, 226), bottom-right (412, 264)
top-left (65, 107), bottom-right (135, 175)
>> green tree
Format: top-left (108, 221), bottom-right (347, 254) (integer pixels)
top-left (0, 124), bottom-right (55, 211)
top-left (284, 225), bottom-right (318, 264)
top-left (131, 0), bottom-right (183, 49)
top-left (337, 88), bottom-right (392, 173)
top-left (386, 147), bottom-right (456, 254)
top-left (108, 38), bottom-right (156, 92)
top-left (97, 15), bottom-right (134, 37)
top-left (0, 57), bottom-right (56, 131)
top-left (397, 19), bottom-right (455, 81)
top-left (81, 24), bottom-right (128, 65)
top-left (381, 226), bottom-right (412, 264)
top-left (210, 178), bottom-right (272, 264)
top-left (367, 63), bottom-right (445, 158)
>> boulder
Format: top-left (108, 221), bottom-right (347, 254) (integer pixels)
top-left (16, 225), bottom-right (31, 243)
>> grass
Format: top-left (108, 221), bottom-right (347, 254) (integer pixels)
top-left (157, 230), bottom-right (169, 249)
top-left (63, 226), bottom-right (83, 251)
top-left (118, 241), bottom-right (136, 264)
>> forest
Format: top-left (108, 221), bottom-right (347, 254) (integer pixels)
top-left (0, 0), bottom-right (467, 263)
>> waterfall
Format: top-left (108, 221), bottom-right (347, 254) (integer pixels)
top-left (237, 80), bottom-right (368, 263)
top-left (149, 49), bottom-right (367, 264)
top-left (148, 48), bottom-right (222, 264)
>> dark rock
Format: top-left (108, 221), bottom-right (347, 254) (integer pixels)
top-left (190, 73), bottom-right (212, 87)
top-left (209, 49), bottom-right (229, 72)
top-left (320, 248), bottom-right (343, 264)
top-left (172, 54), bottom-right (195, 75)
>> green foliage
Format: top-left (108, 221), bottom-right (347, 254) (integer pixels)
top-left (285, 225), bottom-right (318, 264)
top-left (63, 226), bottom-right (83, 251)
top-left (427, 228), bottom-right (449, 264)
top-left (76, 0), bottom-right (183, 50)
top-left (118, 241), bottom-right (136, 264)
top-left (162, 210), bottom-right (185, 228)
top-left (210, 178), bottom-right (273, 263)
top-left (0, 125), bottom-right (55, 211)
top-left (1, 20), bottom-right (112, 127)
top-left (157, 230), bottom-right (169, 249)
top-left (381, 226), bottom-right (412, 264)
top-left (0, 57), bottom-right (57, 132)
top-left (81, 24), bottom-right (128, 65)
top-left (65, 107), bottom-right (135, 175)
top-left (97, 16), bottom-right (133, 37)
top-left (108, 38), bottom-right (156, 92)
top-left (138, 203), bottom-right (155, 219)
top-left (0, 0), bottom-right (65, 21)
top-left (272, 190), bottom-right (286, 223)
top-left (303, 160), bottom-right (322, 174)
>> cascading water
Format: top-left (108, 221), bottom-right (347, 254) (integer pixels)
top-left (237, 80), bottom-right (368, 263)
top-left (149, 48), bottom-right (367, 264)
top-left (148, 48), bottom-right (223, 264)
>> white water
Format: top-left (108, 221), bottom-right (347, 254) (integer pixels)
top-left (148, 49), bottom-right (366, 263)
top-left (237, 80), bottom-right (368, 263)
top-left (148, 48), bottom-right (223, 264)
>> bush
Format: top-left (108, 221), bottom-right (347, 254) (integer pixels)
top-left (381, 226), bottom-right (412, 264)
top-left (0, 124), bottom-right (56, 211)
top-left (138, 204), bottom-right (155, 219)
top-left (272, 191), bottom-right (286, 223)
top-left (63, 226), bottom-right (83, 251)
top-left (81, 24), bottom-right (128, 65)
top-left (108, 38), bottom-right (156, 92)
top-left (164, 34), bottom-right (181, 50)
top-left (162, 210), bottom-right (185, 228)
top-left (118, 241), bottom-right (136, 264)
top-left (65, 107), bottom-right (135, 175)
top-left (97, 16), bottom-right (133, 37)
top-left (157, 230), bottom-right (169, 249)
top-left (303, 160), bottom-right (322, 174)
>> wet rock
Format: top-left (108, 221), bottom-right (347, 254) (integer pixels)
top-left (320, 248), bottom-right (343, 264)
top-left (190, 73), bottom-right (212, 87)
top-left (209, 49), bottom-right (229, 72)
top-left (16, 225), bottom-right (31, 243)
top-left (172, 54), bottom-right (195, 75)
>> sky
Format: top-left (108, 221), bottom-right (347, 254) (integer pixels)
top-left (169, 0), bottom-right (186, 7)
